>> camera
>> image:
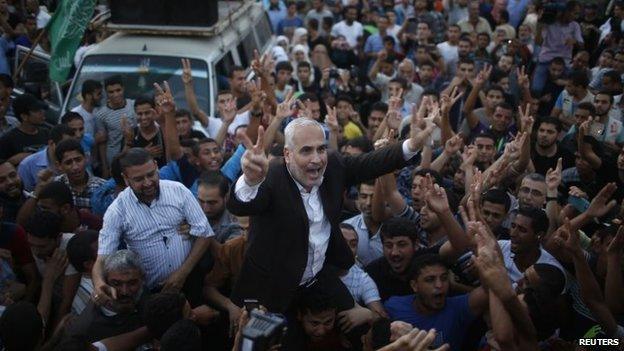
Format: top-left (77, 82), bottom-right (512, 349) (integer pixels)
top-left (329, 68), bottom-right (340, 79)
top-left (244, 298), bottom-right (260, 313)
top-left (239, 310), bottom-right (287, 351)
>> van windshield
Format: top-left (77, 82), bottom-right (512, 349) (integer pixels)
top-left (67, 54), bottom-right (209, 113)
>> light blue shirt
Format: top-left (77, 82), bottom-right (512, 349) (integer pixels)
top-left (340, 264), bottom-right (381, 306)
top-left (507, 0), bottom-right (531, 28)
top-left (265, 2), bottom-right (287, 33)
top-left (98, 180), bottom-right (214, 289)
top-left (159, 144), bottom-right (244, 196)
top-left (0, 36), bottom-right (15, 75)
top-left (364, 34), bottom-right (385, 54)
top-left (18, 147), bottom-right (53, 192)
top-left (342, 213), bottom-right (383, 266)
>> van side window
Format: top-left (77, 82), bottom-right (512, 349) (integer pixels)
top-left (215, 51), bottom-right (235, 90)
top-left (237, 32), bottom-right (256, 69)
top-left (255, 14), bottom-right (272, 51)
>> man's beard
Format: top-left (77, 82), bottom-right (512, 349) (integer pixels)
top-left (538, 139), bottom-right (556, 148)
top-left (109, 286), bottom-right (143, 313)
top-left (134, 186), bottom-right (160, 204)
top-left (207, 207), bottom-right (226, 222)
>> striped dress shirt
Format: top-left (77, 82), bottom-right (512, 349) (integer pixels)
top-left (340, 264), bottom-right (381, 306)
top-left (98, 180), bottom-right (213, 289)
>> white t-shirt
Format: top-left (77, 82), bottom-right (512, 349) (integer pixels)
top-left (331, 20), bottom-right (363, 49)
top-left (74, 44), bottom-right (96, 68)
top-left (193, 119), bottom-right (220, 139)
top-left (71, 104), bottom-right (97, 136)
top-left (387, 24), bottom-right (401, 38)
top-left (498, 240), bottom-right (566, 293)
top-left (227, 111), bottom-right (251, 135)
top-left (436, 41), bottom-right (459, 66)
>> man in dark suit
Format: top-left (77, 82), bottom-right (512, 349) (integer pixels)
top-left (228, 116), bottom-right (432, 313)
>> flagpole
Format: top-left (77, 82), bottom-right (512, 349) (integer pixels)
top-left (13, 28), bottom-right (47, 82)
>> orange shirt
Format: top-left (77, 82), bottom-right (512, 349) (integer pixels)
top-left (204, 235), bottom-right (247, 290)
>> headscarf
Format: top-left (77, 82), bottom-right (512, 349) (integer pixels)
top-left (310, 43), bottom-right (334, 71)
top-left (291, 44), bottom-right (315, 82)
top-left (292, 27), bottom-right (309, 52)
top-left (271, 45), bottom-right (290, 64)
top-left (276, 35), bottom-right (290, 52)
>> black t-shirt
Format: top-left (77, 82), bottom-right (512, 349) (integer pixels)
top-left (128, 127), bottom-right (166, 167)
top-left (539, 80), bottom-right (564, 115)
top-left (0, 127), bottom-right (49, 160)
top-left (530, 143), bottom-right (575, 176)
top-left (364, 245), bottom-right (441, 302)
top-left (309, 35), bottom-right (329, 51)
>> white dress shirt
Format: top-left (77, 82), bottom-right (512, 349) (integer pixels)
top-left (234, 140), bottom-right (419, 285)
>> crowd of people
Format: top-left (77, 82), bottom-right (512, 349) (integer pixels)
top-left (0, 0), bottom-right (623, 350)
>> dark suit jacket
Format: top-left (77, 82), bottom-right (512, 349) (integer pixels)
top-left (227, 142), bottom-right (412, 312)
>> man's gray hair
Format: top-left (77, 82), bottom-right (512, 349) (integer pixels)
top-left (284, 118), bottom-right (325, 149)
top-left (524, 173), bottom-right (546, 183)
top-left (103, 250), bottom-right (144, 278)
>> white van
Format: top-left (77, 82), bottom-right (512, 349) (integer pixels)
top-left (60, 1), bottom-right (273, 119)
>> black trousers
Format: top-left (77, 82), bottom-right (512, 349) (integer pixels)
top-left (280, 265), bottom-right (367, 351)
top-left (150, 250), bottom-right (215, 307)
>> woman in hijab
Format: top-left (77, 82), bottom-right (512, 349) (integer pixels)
top-left (310, 43), bottom-right (334, 71)
top-left (291, 44), bottom-right (317, 93)
top-left (291, 27), bottom-right (309, 53)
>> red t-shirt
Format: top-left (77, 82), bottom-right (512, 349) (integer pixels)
top-left (0, 223), bottom-right (35, 266)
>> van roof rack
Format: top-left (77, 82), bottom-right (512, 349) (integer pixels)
top-left (105, 1), bottom-right (253, 37)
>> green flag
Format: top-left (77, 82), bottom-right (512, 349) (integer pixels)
top-left (47, 0), bottom-right (96, 82)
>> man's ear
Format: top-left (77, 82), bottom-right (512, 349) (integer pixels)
top-left (283, 147), bottom-right (291, 164)
top-left (409, 279), bottom-right (418, 293)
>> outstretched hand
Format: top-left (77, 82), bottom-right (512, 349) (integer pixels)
top-left (378, 328), bottom-right (449, 351)
top-left (325, 104), bottom-right (339, 132)
top-left (408, 103), bottom-right (435, 152)
top-left (545, 158), bottom-right (562, 192)
top-left (153, 81), bottom-right (176, 115)
top-left (585, 182), bottom-right (618, 219)
top-left (181, 58), bottom-right (193, 84)
top-left (240, 126), bottom-right (269, 186)
top-left (553, 218), bottom-right (583, 258)
top-left (440, 86), bottom-right (463, 116)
